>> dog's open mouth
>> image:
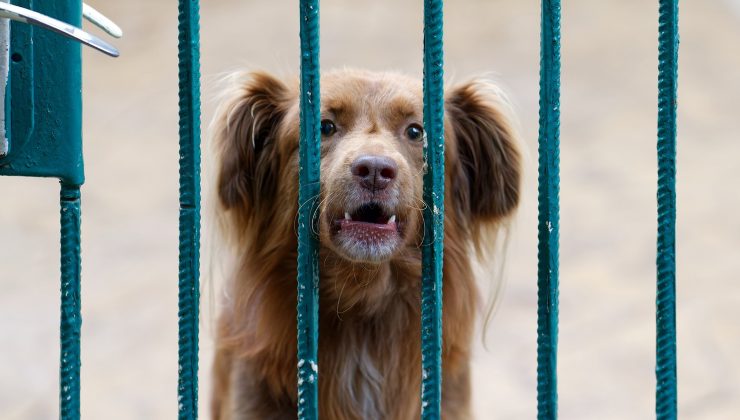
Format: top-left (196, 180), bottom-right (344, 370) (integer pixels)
top-left (334, 202), bottom-right (399, 235)
top-left (330, 202), bottom-right (402, 261)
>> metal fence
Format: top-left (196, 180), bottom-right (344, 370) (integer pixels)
top-left (0, 1), bottom-right (679, 419)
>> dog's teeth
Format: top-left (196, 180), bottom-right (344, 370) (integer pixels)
top-left (345, 212), bottom-right (352, 221)
top-left (388, 215), bottom-right (396, 224)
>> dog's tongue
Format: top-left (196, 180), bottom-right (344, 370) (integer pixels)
top-left (340, 219), bottom-right (397, 235)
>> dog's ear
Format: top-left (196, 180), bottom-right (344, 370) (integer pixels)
top-left (445, 80), bottom-right (521, 222)
top-left (215, 72), bottom-right (291, 214)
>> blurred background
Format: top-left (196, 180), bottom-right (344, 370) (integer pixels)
top-left (1, 0), bottom-right (739, 418)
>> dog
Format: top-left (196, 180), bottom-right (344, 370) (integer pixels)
top-left (210, 69), bottom-right (521, 419)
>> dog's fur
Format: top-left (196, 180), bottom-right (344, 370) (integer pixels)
top-left (211, 69), bottom-right (521, 419)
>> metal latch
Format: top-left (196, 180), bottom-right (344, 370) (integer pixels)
top-left (0, 2), bottom-right (120, 57)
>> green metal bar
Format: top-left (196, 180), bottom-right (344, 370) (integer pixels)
top-left (177, 0), bottom-right (201, 418)
top-left (420, 0), bottom-right (444, 418)
top-left (656, 0), bottom-right (679, 418)
top-left (537, 0), bottom-right (561, 419)
top-left (297, 0), bottom-right (321, 418)
top-left (60, 183), bottom-right (81, 420)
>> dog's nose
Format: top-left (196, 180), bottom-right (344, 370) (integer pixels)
top-left (351, 155), bottom-right (398, 191)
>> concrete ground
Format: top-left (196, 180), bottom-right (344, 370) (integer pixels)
top-left (1, 0), bottom-right (739, 418)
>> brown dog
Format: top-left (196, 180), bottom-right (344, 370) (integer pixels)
top-left (211, 69), bottom-right (520, 419)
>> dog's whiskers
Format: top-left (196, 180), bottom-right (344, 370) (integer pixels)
top-left (311, 192), bottom-right (335, 236)
top-left (415, 197), bottom-right (430, 248)
top-left (294, 192), bottom-right (322, 240)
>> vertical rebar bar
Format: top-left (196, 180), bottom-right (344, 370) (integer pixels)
top-left (177, 0), bottom-right (202, 418)
top-left (537, 1), bottom-right (561, 419)
top-left (656, 1), bottom-right (679, 418)
top-left (297, 0), bottom-right (321, 418)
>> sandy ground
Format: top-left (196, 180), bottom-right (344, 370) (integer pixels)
top-left (1, 0), bottom-right (739, 419)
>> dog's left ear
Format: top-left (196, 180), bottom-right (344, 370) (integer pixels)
top-left (215, 72), bottom-right (291, 215)
top-left (445, 80), bottom-right (521, 222)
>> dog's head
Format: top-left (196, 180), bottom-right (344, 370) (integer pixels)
top-left (215, 69), bottom-right (520, 265)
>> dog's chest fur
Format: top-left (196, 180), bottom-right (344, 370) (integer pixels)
top-left (317, 302), bottom-right (423, 419)
top-left (230, 307), bottom-right (422, 419)
top-left (222, 244), bottom-right (474, 419)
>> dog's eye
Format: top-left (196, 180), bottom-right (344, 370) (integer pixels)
top-left (405, 124), bottom-right (424, 141)
top-left (320, 119), bottom-right (337, 137)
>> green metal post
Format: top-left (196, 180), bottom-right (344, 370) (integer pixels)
top-left (537, 0), bottom-right (561, 419)
top-left (421, 0), bottom-right (445, 418)
top-left (655, 0), bottom-right (679, 418)
top-left (177, 0), bottom-right (202, 418)
top-left (59, 183), bottom-right (82, 420)
top-left (297, 0), bottom-right (321, 418)
top-left (0, 2), bottom-right (116, 419)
